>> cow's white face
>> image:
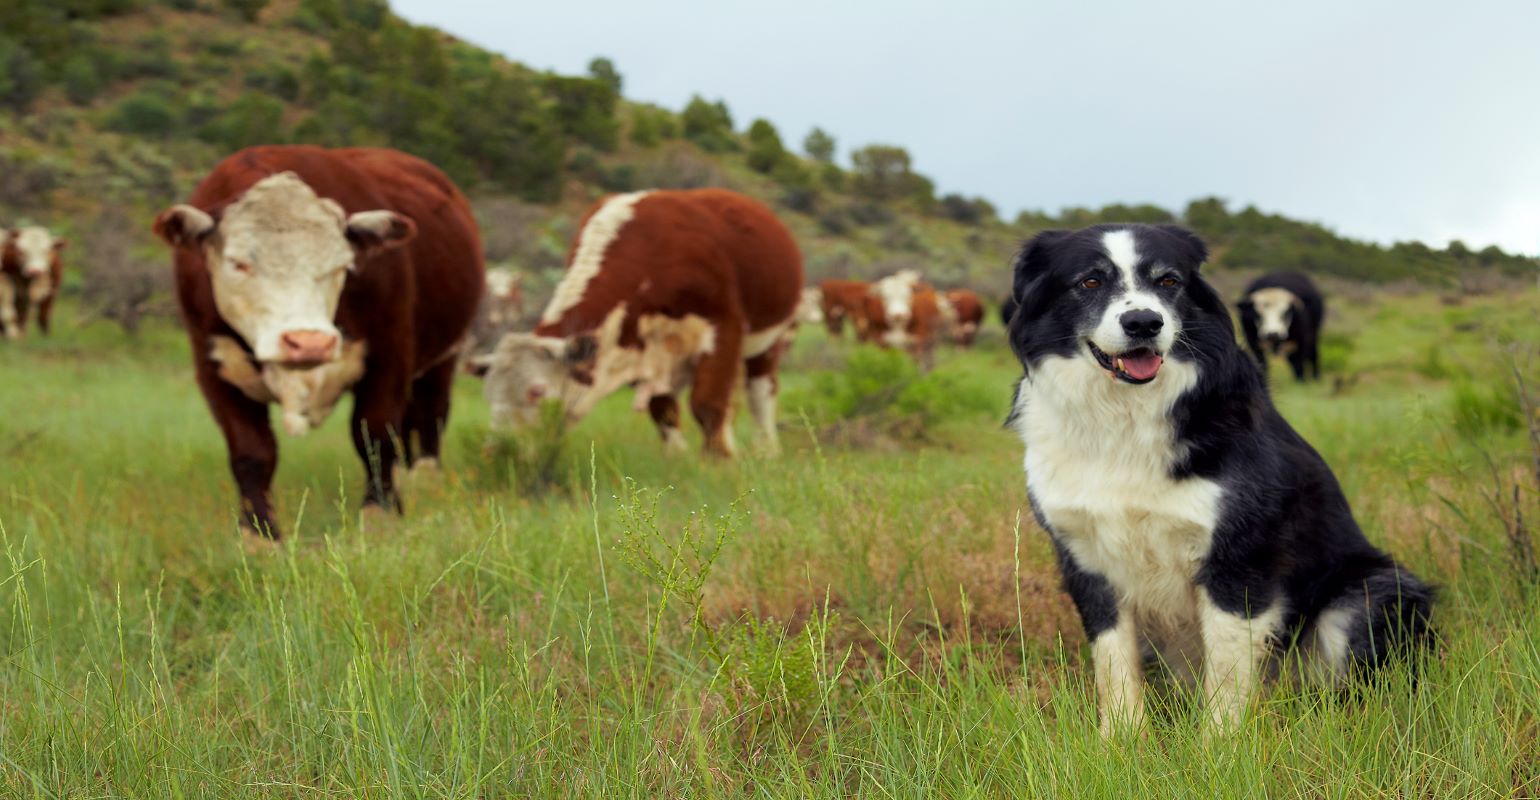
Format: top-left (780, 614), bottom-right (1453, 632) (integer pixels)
top-left (797, 287), bottom-right (824, 324)
top-left (1248, 287), bottom-right (1297, 341)
top-left (485, 267), bottom-right (520, 299)
top-left (154, 172), bottom-right (415, 365)
top-left (11, 227), bottom-right (64, 302)
top-left (876, 270), bottom-right (920, 324)
top-left (473, 307), bottom-right (715, 432)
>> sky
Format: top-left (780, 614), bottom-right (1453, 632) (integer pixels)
top-left (393, 0), bottom-right (1540, 255)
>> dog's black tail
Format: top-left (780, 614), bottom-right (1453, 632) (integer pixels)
top-left (1345, 562), bottom-right (1436, 678)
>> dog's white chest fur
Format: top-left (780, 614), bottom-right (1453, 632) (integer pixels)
top-left (1014, 356), bottom-right (1223, 628)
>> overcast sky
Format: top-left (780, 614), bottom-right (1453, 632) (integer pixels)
top-left (394, 0), bottom-right (1539, 255)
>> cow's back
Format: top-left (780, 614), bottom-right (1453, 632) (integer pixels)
top-left (682, 189), bottom-right (802, 330)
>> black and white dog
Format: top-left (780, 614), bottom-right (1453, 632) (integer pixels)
top-left (1005, 224), bottom-right (1431, 734)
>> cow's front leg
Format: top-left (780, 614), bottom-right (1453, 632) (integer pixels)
top-left (349, 361), bottom-right (410, 513)
top-left (688, 318), bottom-right (743, 458)
top-left (0, 280), bottom-right (18, 340)
top-left (196, 364), bottom-right (280, 539)
top-left (1199, 587), bottom-right (1280, 732)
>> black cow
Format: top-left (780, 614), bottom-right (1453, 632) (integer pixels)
top-left (1236, 271), bottom-right (1324, 382)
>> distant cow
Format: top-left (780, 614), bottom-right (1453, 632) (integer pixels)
top-left (863, 271), bottom-right (941, 367)
top-left (0, 226), bottom-right (67, 339)
top-left (483, 266), bottom-right (525, 327)
top-left (472, 189), bottom-right (803, 457)
top-left (817, 278), bottom-right (872, 337)
top-left (153, 145), bottom-right (484, 539)
top-left (939, 288), bottom-right (985, 346)
top-left (796, 286), bottom-right (824, 326)
top-left (1237, 271), bottom-right (1325, 382)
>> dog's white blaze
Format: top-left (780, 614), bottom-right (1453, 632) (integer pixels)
top-left (1199, 590), bottom-right (1283, 730)
top-left (1249, 287), bottom-right (1298, 339)
top-left (541, 191), bottom-right (651, 325)
top-left (747, 375), bottom-right (779, 454)
top-left (1093, 229), bottom-right (1177, 355)
top-left (1092, 613), bottom-right (1147, 734)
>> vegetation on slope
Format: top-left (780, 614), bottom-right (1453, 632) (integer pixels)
top-left (1, 0), bottom-right (1534, 330)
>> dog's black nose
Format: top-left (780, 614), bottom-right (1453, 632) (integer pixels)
top-left (1120, 309), bottom-right (1164, 339)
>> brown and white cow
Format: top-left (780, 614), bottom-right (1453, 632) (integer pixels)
top-left (1, 226), bottom-right (67, 339)
top-left (862, 271), bottom-right (941, 367)
top-left (483, 266), bottom-right (525, 327)
top-left (153, 145), bottom-right (484, 539)
top-left (472, 188), bottom-right (803, 457)
top-left (938, 288), bottom-right (985, 347)
top-left (817, 278), bottom-right (872, 337)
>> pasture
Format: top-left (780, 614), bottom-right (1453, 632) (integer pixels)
top-left (1, 288), bottom-right (1538, 797)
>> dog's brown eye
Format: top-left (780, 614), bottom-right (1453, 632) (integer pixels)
top-left (1158, 275), bottom-right (1179, 288)
top-left (1080, 277), bottom-right (1102, 289)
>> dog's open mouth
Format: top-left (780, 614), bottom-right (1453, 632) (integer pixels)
top-left (1089, 342), bottom-right (1163, 384)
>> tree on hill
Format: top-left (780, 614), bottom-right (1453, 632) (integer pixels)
top-left (804, 127), bottom-right (835, 163)
top-left (588, 57), bottom-right (622, 95)
top-left (850, 144), bottom-right (933, 206)
top-left (681, 95), bottom-right (738, 153)
top-left (745, 118), bottom-right (788, 174)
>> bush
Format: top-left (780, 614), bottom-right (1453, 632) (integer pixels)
top-left (542, 74), bottom-right (619, 151)
top-left (0, 37), bottom-right (45, 111)
top-left (1451, 378), bottom-right (1522, 438)
top-left (78, 206), bottom-right (170, 334)
top-left (225, 0), bottom-right (269, 21)
top-left (788, 348), bottom-right (997, 431)
top-left (200, 92), bottom-right (285, 151)
top-left (938, 193), bottom-right (997, 225)
top-left (106, 90), bottom-right (179, 136)
top-left (681, 95), bottom-right (737, 153)
top-left (745, 118), bottom-right (787, 174)
top-left (803, 127), bottom-right (835, 163)
top-left (62, 54), bottom-right (104, 104)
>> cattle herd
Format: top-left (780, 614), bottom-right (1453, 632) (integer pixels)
top-left (2, 144), bottom-right (1325, 541)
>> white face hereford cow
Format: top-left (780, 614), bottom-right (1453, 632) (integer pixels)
top-left (1247, 287), bottom-right (1298, 350)
top-left (10, 226), bottom-right (65, 303)
top-left (473, 188), bottom-right (803, 457)
top-left (156, 171), bottom-right (414, 435)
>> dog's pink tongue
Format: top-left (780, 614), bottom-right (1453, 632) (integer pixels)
top-left (1120, 352), bottom-right (1163, 380)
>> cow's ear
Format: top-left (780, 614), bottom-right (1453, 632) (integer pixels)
top-left (345, 210), bottom-right (416, 259)
top-left (1010, 229), bottom-right (1069, 304)
top-left (564, 333), bottom-right (598, 365)
top-left (153, 205), bottom-right (216, 249)
top-left (464, 354), bottom-right (494, 378)
top-left (1155, 224), bottom-right (1209, 268)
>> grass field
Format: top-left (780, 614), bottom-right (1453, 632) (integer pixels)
top-left (2, 288), bottom-right (1538, 798)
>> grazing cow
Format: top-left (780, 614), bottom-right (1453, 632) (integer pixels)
top-left (153, 145), bottom-right (484, 539)
top-left (1, 226), bottom-right (67, 339)
top-left (939, 288), bottom-right (985, 346)
top-left (483, 267), bottom-right (525, 327)
top-left (472, 189), bottom-right (803, 457)
top-left (817, 278), bottom-right (873, 337)
top-left (1237, 271), bottom-right (1325, 382)
top-left (862, 273), bottom-right (941, 367)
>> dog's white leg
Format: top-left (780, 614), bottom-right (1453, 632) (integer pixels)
top-left (1092, 611), bottom-right (1146, 736)
top-left (1199, 589), bottom-right (1281, 732)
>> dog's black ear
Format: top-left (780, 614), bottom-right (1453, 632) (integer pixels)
top-left (1155, 224), bottom-right (1209, 268)
top-left (1011, 229), bottom-right (1070, 303)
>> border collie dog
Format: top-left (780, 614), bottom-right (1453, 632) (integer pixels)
top-left (1005, 224), bottom-right (1431, 734)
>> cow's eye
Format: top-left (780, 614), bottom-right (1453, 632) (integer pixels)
top-left (1157, 274), bottom-right (1180, 288)
top-left (1080, 277), bottom-right (1102, 290)
top-left (230, 260), bottom-right (253, 275)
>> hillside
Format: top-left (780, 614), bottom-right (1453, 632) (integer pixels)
top-left (1, 0), bottom-right (1534, 331)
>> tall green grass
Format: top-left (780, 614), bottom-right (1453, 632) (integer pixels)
top-left (1, 292), bottom-right (1537, 797)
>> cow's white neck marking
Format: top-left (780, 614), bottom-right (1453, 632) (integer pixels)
top-left (207, 334), bottom-right (367, 436)
top-left (542, 191), bottom-right (651, 325)
top-left (743, 315), bottom-right (794, 359)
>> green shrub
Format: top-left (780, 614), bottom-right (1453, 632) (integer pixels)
top-left (680, 95), bottom-right (737, 153)
top-left (745, 118), bottom-right (787, 174)
top-left (199, 92), bottom-right (284, 150)
top-left (62, 54), bottom-right (104, 104)
top-left (0, 37), bottom-right (45, 111)
top-left (628, 106), bottom-right (676, 147)
top-left (105, 90), bottom-right (178, 136)
top-left (224, 0), bottom-right (269, 22)
top-left (788, 348), bottom-right (998, 431)
top-left (1451, 378), bottom-right (1522, 438)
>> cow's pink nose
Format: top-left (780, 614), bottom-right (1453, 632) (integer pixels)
top-left (278, 330), bottom-right (338, 365)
